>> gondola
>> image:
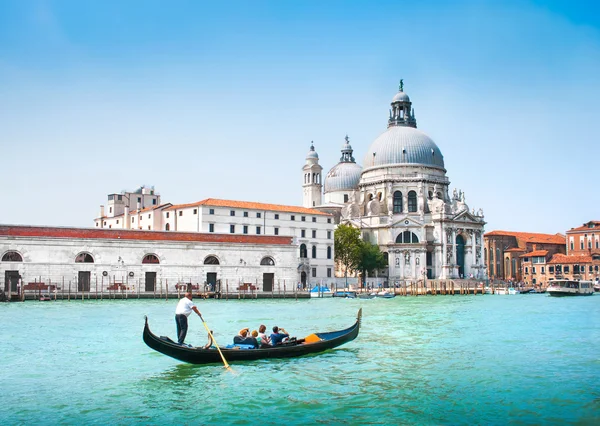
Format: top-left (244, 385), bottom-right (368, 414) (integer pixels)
top-left (143, 308), bottom-right (362, 365)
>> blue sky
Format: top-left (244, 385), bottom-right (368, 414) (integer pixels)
top-left (1, 0), bottom-right (599, 234)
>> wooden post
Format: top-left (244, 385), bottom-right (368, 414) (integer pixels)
top-left (226, 279), bottom-right (229, 300)
top-left (68, 280), bottom-right (71, 301)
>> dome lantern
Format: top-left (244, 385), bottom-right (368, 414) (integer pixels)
top-left (388, 79), bottom-right (417, 129)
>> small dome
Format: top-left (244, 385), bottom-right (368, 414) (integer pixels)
top-left (392, 91), bottom-right (410, 103)
top-left (306, 144), bottom-right (318, 159)
top-left (324, 162), bottom-right (362, 193)
top-left (363, 126), bottom-right (444, 169)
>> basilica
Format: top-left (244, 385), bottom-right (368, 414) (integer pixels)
top-left (303, 82), bottom-right (487, 281)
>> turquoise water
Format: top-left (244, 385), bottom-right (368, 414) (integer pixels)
top-left (1, 295), bottom-right (599, 425)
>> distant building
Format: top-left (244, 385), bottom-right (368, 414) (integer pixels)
top-left (566, 220), bottom-right (600, 255)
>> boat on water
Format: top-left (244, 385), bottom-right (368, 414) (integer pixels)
top-left (357, 293), bottom-right (375, 299)
top-left (332, 290), bottom-right (357, 298)
top-left (309, 285), bottom-right (334, 298)
top-left (143, 309), bottom-right (362, 365)
top-left (547, 280), bottom-right (594, 297)
top-left (375, 291), bottom-right (396, 298)
top-left (594, 282), bottom-right (600, 293)
top-left (508, 287), bottom-right (520, 295)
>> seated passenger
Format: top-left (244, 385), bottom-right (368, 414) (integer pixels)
top-left (258, 324), bottom-right (272, 347)
top-left (233, 328), bottom-right (258, 348)
top-left (270, 326), bottom-right (289, 346)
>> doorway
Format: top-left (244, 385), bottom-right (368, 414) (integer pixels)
top-left (145, 272), bottom-right (156, 292)
top-left (206, 273), bottom-right (217, 291)
top-left (301, 271), bottom-right (307, 288)
top-left (456, 235), bottom-right (465, 278)
top-left (263, 273), bottom-right (274, 292)
top-left (5, 270), bottom-right (19, 292)
top-left (78, 271), bottom-right (91, 292)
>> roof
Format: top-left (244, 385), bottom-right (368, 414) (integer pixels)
top-left (567, 221), bottom-right (600, 233)
top-left (165, 198), bottom-right (331, 216)
top-left (0, 225), bottom-right (294, 245)
top-left (519, 250), bottom-right (549, 258)
top-left (97, 203), bottom-right (172, 220)
top-left (548, 254), bottom-right (592, 264)
top-left (484, 230), bottom-right (565, 245)
top-left (504, 247), bottom-right (526, 253)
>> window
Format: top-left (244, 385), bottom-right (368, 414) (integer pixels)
top-left (204, 256), bottom-right (219, 265)
top-left (574, 265), bottom-right (580, 274)
top-left (166, 212), bottom-right (170, 218)
top-left (570, 242), bottom-right (574, 251)
top-left (327, 218), bottom-right (331, 224)
top-left (142, 254), bottom-right (160, 264)
top-left (243, 212), bottom-right (248, 217)
top-left (291, 215), bottom-right (295, 221)
top-left (393, 191), bottom-right (403, 213)
top-left (312, 217), bottom-right (316, 223)
top-left (549, 266), bottom-right (554, 273)
top-left (104, 221), bottom-right (107, 225)
top-left (301, 216), bottom-right (306, 222)
top-left (274, 227), bottom-right (279, 235)
top-left (395, 231), bottom-right (419, 244)
top-left (147, 226), bottom-right (151, 230)
top-left (312, 230), bottom-right (317, 238)
top-left (327, 246), bottom-right (332, 259)
top-left (243, 225), bottom-right (248, 234)
top-left (109, 225), bottom-right (112, 228)
top-left (301, 230), bottom-right (306, 238)
top-left (344, 194), bottom-right (349, 203)
top-left (152, 199), bottom-right (157, 205)
top-left (581, 241), bottom-right (584, 249)
top-left (116, 220), bottom-right (119, 224)
top-left (327, 268), bottom-right (332, 278)
top-left (140, 215), bottom-right (143, 220)
top-left (2, 251), bottom-right (23, 262)
top-left (589, 241), bottom-right (592, 249)
top-left (525, 267), bottom-right (529, 274)
top-left (131, 217), bottom-right (134, 223)
top-left (75, 253), bottom-right (94, 263)
top-left (209, 209), bottom-right (214, 215)
top-left (178, 211), bottom-right (182, 217)
top-left (137, 197), bottom-right (141, 203)
top-left (589, 265), bottom-right (593, 273)
top-left (165, 223), bottom-right (170, 231)
top-left (327, 231), bottom-right (331, 239)
top-left (230, 210), bottom-right (235, 216)
top-left (541, 266), bottom-right (545, 274)
top-left (257, 212), bottom-right (262, 218)
top-left (193, 209), bottom-right (197, 215)
top-left (230, 225), bottom-right (235, 233)
top-left (312, 268), bottom-right (317, 278)
top-left (564, 266), bottom-right (570, 273)
top-left (300, 244), bottom-right (307, 258)
top-left (209, 224), bottom-right (214, 232)
top-left (532, 267), bottom-right (536, 274)
top-left (408, 191), bottom-right (417, 212)
top-left (274, 214), bottom-right (279, 220)
top-left (260, 257), bottom-right (275, 266)
top-left (148, 214), bottom-right (151, 218)
top-left (96, 223), bottom-right (98, 227)
top-left (312, 245), bottom-right (317, 259)
top-left (256, 226), bottom-right (261, 235)
top-left (109, 207), bottom-right (112, 213)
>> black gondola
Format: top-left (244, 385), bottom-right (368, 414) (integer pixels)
top-left (143, 308), bottom-right (362, 365)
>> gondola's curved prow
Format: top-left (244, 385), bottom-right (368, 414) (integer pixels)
top-left (143, 308), bottom-right (362, 365)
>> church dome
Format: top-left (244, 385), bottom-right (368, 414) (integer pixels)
top-left (392, 91), bottom-right (410, 103)
top-left (324, 162), bottom-right (362, 193)
top-left (363, 126), bottom-right (445, 169)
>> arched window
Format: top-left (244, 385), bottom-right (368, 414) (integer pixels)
top-left (142, 254), bottom-right (160, 264)
top-left (75, 252), bottom-right (94, 263)
top-left (327, 246), bottom-right (332, 259)
top-left (395, 231), bottom-right (419, 244)
top-left (312, 245), bottom-right (317, 259)
top-left (484, 248), bottom-right (487, 263)
top-left (393, 191), bottom-right (403, 213)
top-left (300, 244), bottom-right (307, 258)
top-left (408, 191), bottom-right (417, 212)
top-left (260, 256), bottom-right (275, 266)
top-left (204, 255), bottom-right (220, 265)
top-left (165, 223), bottom-right (170, 231)
top-left (383, 252), bottom-right (389, 266)
top-left (2, 251), bottom-right (22, 262)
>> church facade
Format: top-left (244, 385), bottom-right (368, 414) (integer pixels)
top-left (303, 82), bottom-right (487, 281)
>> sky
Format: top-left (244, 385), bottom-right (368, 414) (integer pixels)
top-left (0, 0), bottom-right (599, 234)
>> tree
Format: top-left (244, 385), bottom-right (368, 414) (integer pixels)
top-left (334, 224), bottom-right (362, 287)
top-left (357, 243), bottom-right (387, 287)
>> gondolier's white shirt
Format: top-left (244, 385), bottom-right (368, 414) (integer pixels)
top-left (175, 298), bottom-right (196, 316)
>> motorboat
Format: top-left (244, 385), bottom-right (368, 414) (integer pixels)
top-left (376, 291), bottom-right (396, 299)
top-left (332, 290), bottom-right (357, 298)
top-left (309, 285), bottom-right (334, 298)
top-left (508, 287), bottom-right (520, 295)
top-left (357, 293), bottom-right (375, 299)
top-left (547, 280), bottom-right (594, 297)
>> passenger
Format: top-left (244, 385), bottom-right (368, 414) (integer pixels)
top-left (233, 328), bottom-right (258, 348)
top-left (270, 326), bottom-right (289, 346)
top-left (258, 324), bottom-right (272, 347)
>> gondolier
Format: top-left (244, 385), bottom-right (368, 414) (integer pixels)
top-left (175, 292), bottom-right (202, 345)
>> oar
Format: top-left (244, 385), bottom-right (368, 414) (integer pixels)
top-left (200, 315), bottom-right (232, 371)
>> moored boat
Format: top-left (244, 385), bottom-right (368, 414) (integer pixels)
top-left (376, 291), bottom-right (396, 298)
top-left (143, 309), bottom-right (362, 365)
top-left (309, 285), bottom-right (334, 298)
top-left (547, 280), bottom-right (594, 297)
top-left (332, 290), bottom-right (357, 298)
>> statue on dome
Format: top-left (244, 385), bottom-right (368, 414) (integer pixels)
top-left (399, 79), bottom-right (404, 91)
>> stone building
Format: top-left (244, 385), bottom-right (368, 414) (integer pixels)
top-left (304, 82), bottom-right (487, 280)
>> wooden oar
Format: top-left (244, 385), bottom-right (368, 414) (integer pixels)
top-left (200, 315), bottom-right (232, 371)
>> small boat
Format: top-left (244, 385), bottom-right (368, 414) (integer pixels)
top-left (357, 293), bottom-right (375, 299)
top-left (39, 294), bottom-right (51, 301)
top-left (495, 288), bottom-right (508, 295)
top-left (143, 309), bottom-right (362, 365)
top-left (508, 287), bottom-right (520, 295)
top-left (547, 280), bottom-right (594, 297)
top-left (376, 291), bottom-right (396, 299)
top-left (309, 285), bottom-right (334, 298)
top-left (594, 282), bottom-right (600, 293)
top-left (332, 290), bottom-right (357, 298)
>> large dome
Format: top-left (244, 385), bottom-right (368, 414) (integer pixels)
top-left (324, 162), bottom-right (362, 193)
top-left (363, 126), bottom-right (445, 169)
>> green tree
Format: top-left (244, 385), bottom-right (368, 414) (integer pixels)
top-left (357, 243), bottom-right (387, 287)
top-left (334, 224), bottom-right (362, 287)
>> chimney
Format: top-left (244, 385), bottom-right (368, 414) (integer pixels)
top-left (124, 206), bottom-right (130, 230)
top-left (100, 205), bottom-right (105, 218)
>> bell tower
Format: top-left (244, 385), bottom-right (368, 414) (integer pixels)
top-left (302, 142), bottom-right (322, 208)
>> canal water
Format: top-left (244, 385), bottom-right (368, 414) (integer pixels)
top-left (1, 294), bottom-right (599, 425)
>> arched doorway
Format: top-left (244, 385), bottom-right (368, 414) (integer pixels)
top-left (456, 235), bottom-right (465, 277)
top-left (300, 271), bottom-right (307, 288)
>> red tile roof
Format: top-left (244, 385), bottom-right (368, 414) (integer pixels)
top-left (548, 254), bottom-right (592, 264)
top-left (484, 230), bottom-right (565, 245)
top-left (519, 250), bottom-right (548, 258)
top-left (567, 221), bottom-right (600, 233)
top-left (0, 225), bottom-right (294, 245)
top-left (504, 248), bottom-right (526, 253)
top-left (165, 198), bottom-right (331, 216)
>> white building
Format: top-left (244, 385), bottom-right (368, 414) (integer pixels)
top-left (306, 81), bottom-right (487, 280)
